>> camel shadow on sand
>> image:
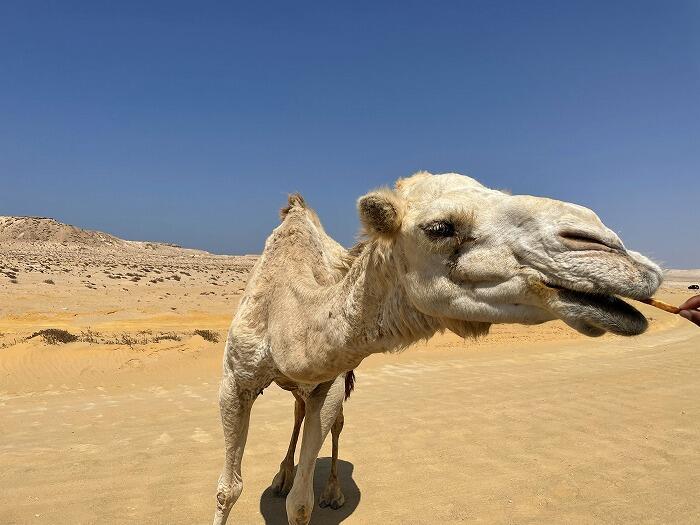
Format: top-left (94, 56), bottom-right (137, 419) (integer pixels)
top-left (260, 458), bottom-right (360, 524)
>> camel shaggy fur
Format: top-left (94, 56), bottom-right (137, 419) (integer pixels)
top-left (213, 172), bottom-right (662, 525)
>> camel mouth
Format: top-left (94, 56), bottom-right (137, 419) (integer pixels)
top-left (541, 282), bottom-right (648, 337)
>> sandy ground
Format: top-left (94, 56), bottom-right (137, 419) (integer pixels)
top-left (1, 243), bottom-right (699, 524)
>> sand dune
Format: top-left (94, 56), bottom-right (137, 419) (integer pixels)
top-left (1, 223), bottom-right (699, 524)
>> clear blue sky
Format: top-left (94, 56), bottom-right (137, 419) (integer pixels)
top-left (1, 1), bottom-right (698, 267)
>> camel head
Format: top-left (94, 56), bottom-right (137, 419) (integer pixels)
top-left (358, 172), bottom-right (662, 337)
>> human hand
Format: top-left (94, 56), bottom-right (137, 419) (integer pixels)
top-left (678, 295), bottom-right (700, 327)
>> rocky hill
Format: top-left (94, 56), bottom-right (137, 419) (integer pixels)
top-left (0, 216), bottom-right (208, 254)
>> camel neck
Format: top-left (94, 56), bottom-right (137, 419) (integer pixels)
top-left (319, 241), bottom-right (439, 359)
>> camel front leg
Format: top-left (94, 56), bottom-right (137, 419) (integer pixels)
top-left (213, 374), bottom-right (257, 525)
top-left (286, 375), bottom-right (345, 525)
top-left (271, 392), bottom-right (305, 496)
top-left (319, 408), bottom-right (345, 509)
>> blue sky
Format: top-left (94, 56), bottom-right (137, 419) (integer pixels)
top-left (1, 1), bottom-right (698, 267)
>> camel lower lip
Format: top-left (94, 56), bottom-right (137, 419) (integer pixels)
top-left (542, 282), bottom-right (649, 336)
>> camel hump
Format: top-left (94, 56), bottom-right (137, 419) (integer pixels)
top-left (280, 192), bottom-right (307, 220)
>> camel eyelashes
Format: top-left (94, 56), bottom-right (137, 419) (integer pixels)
top-left (421, 220), bottom-right (478, 244)
top-left (421, 220), bottom-right (456, 238)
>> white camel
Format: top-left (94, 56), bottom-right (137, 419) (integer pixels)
top-left (213, 172), bottom-right (662, 525)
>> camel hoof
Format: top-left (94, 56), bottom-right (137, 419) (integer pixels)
top-left (271, 463), bottom-right (295, 497)
top-left (319, 484), bottom-right (344, 510)
top-left (288, 504), bottom-right (311, 524)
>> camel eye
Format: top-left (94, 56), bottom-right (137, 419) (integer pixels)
top-left (422, 220), bottom-right (455, 239)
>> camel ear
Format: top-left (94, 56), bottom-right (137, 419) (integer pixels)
top-left (357, 188), bottom-right (405, 240)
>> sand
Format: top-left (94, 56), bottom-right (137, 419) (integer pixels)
top-left (1, 226), bottom-right (699, 524)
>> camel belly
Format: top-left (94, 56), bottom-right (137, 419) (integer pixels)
top-left (274, 376), bottom-right (303, 392)
top-left (274, 356), bottom-right (361, 386)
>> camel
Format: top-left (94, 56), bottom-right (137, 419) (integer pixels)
top-left (213, 172), bottom-right (662, 525)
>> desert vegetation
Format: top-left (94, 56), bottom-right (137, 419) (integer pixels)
top-left (194, 329), bottom-right (220, 343)
top-left (29, 328), bottom-right (79, 344)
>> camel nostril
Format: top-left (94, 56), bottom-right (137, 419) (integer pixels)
top-left (559, 230), bottom-right (623, 252)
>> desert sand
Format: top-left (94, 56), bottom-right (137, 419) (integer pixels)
top-left (1, 218), bottom-right (699, 524)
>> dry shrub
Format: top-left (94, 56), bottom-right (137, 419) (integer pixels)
top-left (80, 328), bottom-right (101, 343)
top-left (117, 333), bottom-right (138, 348)
top-left (154, 332), bottom-right (182, 342)
top-left (194, 329), bottom-right (220, 343)
top-left (30, 329), bottom-right (78, 345)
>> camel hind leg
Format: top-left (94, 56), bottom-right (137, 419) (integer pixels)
top-left (319, 408), bottom-right (345, 509)
top-left (271, 392), bottom-right (305, 496)
top-left (319, 369), bottom-right (352, 509)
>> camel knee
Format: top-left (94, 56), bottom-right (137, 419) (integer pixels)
top-left (216, 475), bottom-right (243, 513)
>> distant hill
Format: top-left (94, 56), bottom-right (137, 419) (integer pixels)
top-left (665, 269), bottom-right (700, 287)
top-left (0, 216), bottom-right (209, 254)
